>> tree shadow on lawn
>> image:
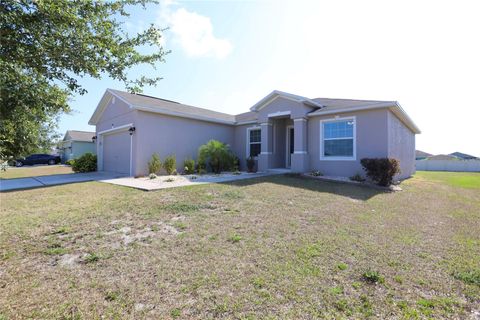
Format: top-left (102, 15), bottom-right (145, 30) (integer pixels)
top-left (219, 173), bottom-right (387, 201)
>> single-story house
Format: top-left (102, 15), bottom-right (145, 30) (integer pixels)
top-left (57, 130), bottom-right (96, 162)
top-left (415, 150), bottom-right (432, 160)
top-left (88, 89), bottom-right (420, 179)
top-left (449, 152), bottom-right (478, 160)
top-left (426, 154), bottom-right (460, 161)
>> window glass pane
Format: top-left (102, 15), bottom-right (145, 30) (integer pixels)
top-left (249, 129), bottom-right (261, 143)
top-left (250, 143), bottom-right (261, 157)
top-left (324, 139), bottom-right (353, 157)
top-left (323, 120), bottom-right (353, 139)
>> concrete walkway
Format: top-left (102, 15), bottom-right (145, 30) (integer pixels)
top-left (101, 171), bottom-right (282, 191)
top-left (0, 172), bottom-right (126, 192)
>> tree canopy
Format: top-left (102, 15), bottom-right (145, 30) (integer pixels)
top-left (0, 0), bottom-right (168, 158)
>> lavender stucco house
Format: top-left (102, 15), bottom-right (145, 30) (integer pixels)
top-left (89, 89), bottom-right (420, 179)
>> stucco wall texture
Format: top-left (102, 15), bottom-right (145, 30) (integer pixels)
top-left (96, 97), bottom-right (417, 179)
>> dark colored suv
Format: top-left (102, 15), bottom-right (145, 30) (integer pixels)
top-left (15, 154), bottom-right (61, 167)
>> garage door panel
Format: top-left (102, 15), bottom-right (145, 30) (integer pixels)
top-left (103, 131), bottom-right (130, 174)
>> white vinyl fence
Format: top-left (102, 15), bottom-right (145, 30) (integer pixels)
top-left (416, 159), bottom-right (480, 172)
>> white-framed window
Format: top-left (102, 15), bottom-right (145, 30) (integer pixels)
top-left (320, 116), bottom-right (356, 160)
top-left (247, 127), bottom-right (261, 158)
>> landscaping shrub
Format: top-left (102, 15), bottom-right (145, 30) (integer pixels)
top-left (349, 173), bottom-right (365, 182)
top-left (163, 155), bottom-right (177, 175)
top-left (148, 153), bottom-right (162, 174)
top-left (360, 158), bottom-right (400, 186)
top-left (310, 170), bottom-right (322, 177)
top-left (65, 159), bottom-right (75, 166)
top-left (198, 140), bottom-right (235, 174)
top-left (71, 153), bottom-right (96, 173)
top-left (246, 156), bottom-right (256, 173)
top-left (232, 156), bottom-right (240, 172)
top-left (183, 158), bottom-right (195, 174)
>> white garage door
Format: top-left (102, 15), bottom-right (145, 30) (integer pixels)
top-left (102, 131), bottom-right (131, 174)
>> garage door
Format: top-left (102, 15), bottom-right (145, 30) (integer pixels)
top-left (102, 131), bottom-right (131, 174)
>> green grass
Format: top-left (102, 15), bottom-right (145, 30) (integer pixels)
top-left (0, 165), bottom-right (73, 179)
top-left (415, 171), bottom-right (480, 189)
top-left (0, 172), bottom-right (478, 318)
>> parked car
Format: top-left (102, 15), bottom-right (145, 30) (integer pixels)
top-left (15, 154), bottom-right (61, 167)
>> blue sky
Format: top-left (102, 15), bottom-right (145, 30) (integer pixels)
top-left (61, 0), bottom-right (480, 157)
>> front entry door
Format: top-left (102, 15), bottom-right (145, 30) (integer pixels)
top-left (286, 126), bottom-right (294, 167)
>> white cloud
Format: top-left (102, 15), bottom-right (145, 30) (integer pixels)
top-left (159, 2), bottom-right (232, 59)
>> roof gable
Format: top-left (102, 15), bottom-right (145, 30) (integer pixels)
top-left (89, 89), bottom-right (236, 125)
top-left (250, 90), bottom-right (324, 112)
top-left (63, 130), bottom-right (95, 142)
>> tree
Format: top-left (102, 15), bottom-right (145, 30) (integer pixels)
top-left (0, 0), bottom-right (168, 158)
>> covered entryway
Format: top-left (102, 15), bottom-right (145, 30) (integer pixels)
top-left (286, 125), bottom-right (294, 168)
top-left (102, 131), bottom-right (131, 174)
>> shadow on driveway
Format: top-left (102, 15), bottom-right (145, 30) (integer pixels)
top-left (0, 171), bottom-right (127, 192)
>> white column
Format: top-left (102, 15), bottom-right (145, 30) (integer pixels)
top-left (291, 118), bottom-right (309, 172)
top-left (258, 121), bottom-right (273, 171)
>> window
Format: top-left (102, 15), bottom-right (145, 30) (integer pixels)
top-left (321, 117), bottom-right (355, 160)
top-left (248, 128), bottom-right (261, 158)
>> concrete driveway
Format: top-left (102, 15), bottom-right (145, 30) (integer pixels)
top-left (0, 171), bottom-right (127, 192)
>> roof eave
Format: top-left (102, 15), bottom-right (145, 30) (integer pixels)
top-left (133, 105), bottom-right (236, 125)
top-left (307, 102), bottom-right (421, 134)
top-left (250, 90), bottom-right (323, 111)
top-left (88, 90), bottom-right (117, 125)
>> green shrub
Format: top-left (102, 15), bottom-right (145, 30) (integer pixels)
top-left (198, 140), bottom-right (235, 174)
top-left (310, 170), bottom-right (322, 177)
top-left (65, 159), bottom-right (75, 166)
top-left (360, 158), bottom-right (401, 186)
top-left (246, 156), bottom-right (256, 173)
top-left (148, 153), bottom-right (162, 174)
top-left (349, 173), bottom-right (365, 182)
top-left (71, 153), bottom-right (96, 173)
top-left (232, 156), bottom-right (240, 172)
top-left (163, 155), bottom-right (177, 175)
top-left (183, 158), bottom-right (195, 174)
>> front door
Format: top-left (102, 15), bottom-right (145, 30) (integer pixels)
top-left (286, 126), bottom-right (294, 167)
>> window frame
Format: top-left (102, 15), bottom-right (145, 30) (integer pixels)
top-left (319, 116), bottom-right (356, 161)
top-left (246, 126), bottom-right (261, 159)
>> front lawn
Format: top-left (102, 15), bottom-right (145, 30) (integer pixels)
top-left (0, 165), bottom-right (73, 179)
top-left (415, 170), bottom-right (480, 189)
top-left (0, 172), bottom-right (479, 319)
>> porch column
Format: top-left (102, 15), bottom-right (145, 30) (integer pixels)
top-left (291, 118), bottom-right (309, 172)
top-left (257, 121), bottom-right (273, 172)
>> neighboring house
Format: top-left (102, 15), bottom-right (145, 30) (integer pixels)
top-left (88, 89), bottom-right (420, 179)
top-left (449, 152), bottom-right (478, 160)
top-left (426, 154), bottom-right (459, 161)
top-left (415, 150), bottom-right (432, 160)
top-left (58, 130), bottom-right (96, 162)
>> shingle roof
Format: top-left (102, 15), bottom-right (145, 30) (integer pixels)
top-left (65, 130), bottom-right (95, 142)
top-left (109, 89), bottom-right (236, 123)
top-left (449, 152), bottom-right (478, 159)
top-left (416, 150), bottom-right (433, 158)
top-left (312, 98), bottom-right (396, 111)
top-left (235, 111), bottom-right (257, 123)
top-left (89, 89), bottom-right (419, 133)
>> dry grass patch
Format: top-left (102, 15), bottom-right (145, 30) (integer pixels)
top-left (0, 172), bottom-right (479, 319)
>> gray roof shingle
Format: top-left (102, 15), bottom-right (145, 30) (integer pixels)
top-left (109, 89), bottom-right (236, 123)
top-left (65, 130), bottom-right (95, 142)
